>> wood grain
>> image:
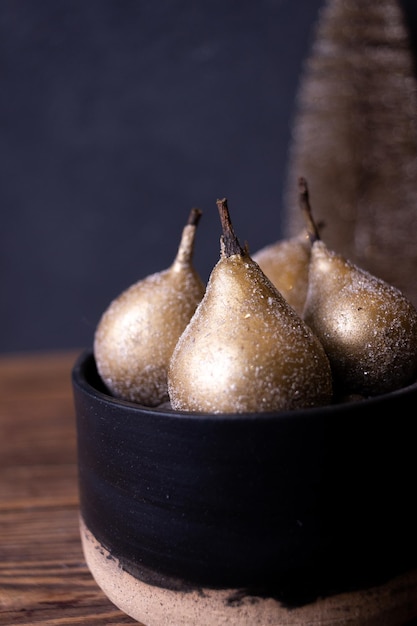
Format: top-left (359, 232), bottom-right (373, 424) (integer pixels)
top-left (0, 350), bottom-right (137, 625)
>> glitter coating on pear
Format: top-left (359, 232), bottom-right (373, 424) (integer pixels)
top-left (303, 240), bottom-right (417, 396)
top-left (94, 210), bottom-right (205, 406)
top-left (252, 232), bottom-right (311, 315)
top-left (168, 251), bottom-right (333, 414)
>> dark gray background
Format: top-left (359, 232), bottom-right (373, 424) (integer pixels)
top-left (1, 0), bottom-right (416, 354)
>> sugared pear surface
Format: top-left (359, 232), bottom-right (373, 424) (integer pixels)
top-left (252, 232), bottom-right (311, 316)
top-left (168, 199), bottom-right (333, 414)
top-left (94, 208), bottom-right (205, 406)
top-left (303, 240), bottom-right (417, 397)
top-left (297, 176), bottom-right (417, 397)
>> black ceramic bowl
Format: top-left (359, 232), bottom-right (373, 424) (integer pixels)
top-left (72, 350), bottom-right (417, 625)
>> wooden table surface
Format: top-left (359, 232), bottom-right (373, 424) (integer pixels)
top-left (0, 350), bottom-right (137, 625)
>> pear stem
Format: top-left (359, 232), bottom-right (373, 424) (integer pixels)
top-left (299, 177), bottom-right (321, 244)
top-left (216, 197), bottom-right (245, 257)
top-left (174, 207), bottom-right (202, 267)
top-left (187, 207), bottom-right (202, 227)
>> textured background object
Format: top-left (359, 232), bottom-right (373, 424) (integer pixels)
top-left (284, 0), bottom-right (417, 308)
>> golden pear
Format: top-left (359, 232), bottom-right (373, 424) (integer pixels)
top-left (168, 198), bottom-right (333, 414)
top-left (94, 208), bottom-right (205, 406)
top-left (252, 231), bottom-right (311, 316)
top-left (299, 177), bottom-right (417, 397)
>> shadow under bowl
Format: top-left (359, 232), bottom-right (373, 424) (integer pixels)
top-left (72, 349), bottom-right (417, 625)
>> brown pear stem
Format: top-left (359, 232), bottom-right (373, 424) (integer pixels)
top-left (174, 208), bottom-right (202, 267)
top-left (298, 177), bottom-right (321, 244)
top-left (187, 207), bottom-right (202, 227)
top-left (216, 197), bottom-right (245, 257)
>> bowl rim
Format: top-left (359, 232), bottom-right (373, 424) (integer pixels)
top-left (72, 348), bottom-right (417, 422)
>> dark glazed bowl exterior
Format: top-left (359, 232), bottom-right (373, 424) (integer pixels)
top-left (72, 349), bottom-right (417, 607)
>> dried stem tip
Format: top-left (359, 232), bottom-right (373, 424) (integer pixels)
top-left (299, 177), bottom-right (321, 244)
top-left (175, 207), bottom-right (202, 267)
top-left (187, 207), bottom-right (203, 227)
top-left (216, 197), bottom-right (245, 258)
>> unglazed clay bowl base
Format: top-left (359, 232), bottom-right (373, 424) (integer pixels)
top-left (80, 518), bottom-right (417, 626)
top-left (72, 350), bottom-right (417, 625)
